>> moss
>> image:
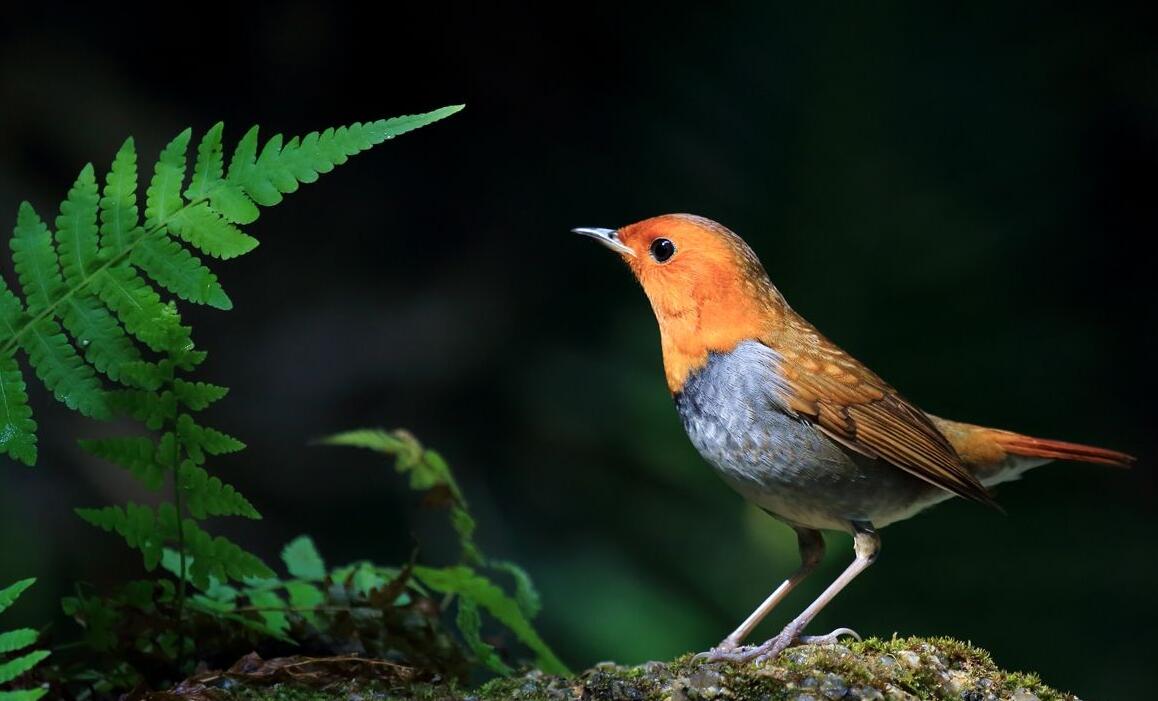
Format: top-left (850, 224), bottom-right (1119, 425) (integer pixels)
top-left (144, 637), bottom-right (1080, 701)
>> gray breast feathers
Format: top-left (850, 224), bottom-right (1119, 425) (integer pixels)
top-left (672, 340), bottom-right (942, 530)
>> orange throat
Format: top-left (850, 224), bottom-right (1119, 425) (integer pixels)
top-left (646, 278), bottom-right (781, 393)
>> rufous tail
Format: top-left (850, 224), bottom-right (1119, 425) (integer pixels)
top-left (985, 431), bottom-right (1135, 466)
top-left (929, 416), bottom-right (1135, 470)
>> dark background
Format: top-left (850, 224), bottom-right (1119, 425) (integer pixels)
top-left (2, 3), bottom-right (1156, 697)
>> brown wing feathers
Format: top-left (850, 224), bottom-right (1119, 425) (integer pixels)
top-left (771, 325), bottom-right (999, 508)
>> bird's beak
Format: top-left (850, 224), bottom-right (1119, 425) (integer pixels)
top-left (572, 227), bottom-right (636, 257)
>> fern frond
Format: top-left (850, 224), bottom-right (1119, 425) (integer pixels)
top-left (132, 231), bottom-right (231, 310)
top-left (116, 361), bottom-right (166, 391)
top-left (0, 580), bottom-right (35, 614)
top-left (246, 589), bottom-right (290, 639)
top-left (0, 579), bottom-right (49, 699)
top-left (281, 536), bottom-right (326, 581)
top-left (0, 350), bottom-right (36, 465)
top-left (0, 651), bottom-right (50, 687)
top-left (283, 581), bottom-right (323, 627)
top-left (76, 503), bottom-right (167, 571)
top-left (93, 264), bottom-right (191, 353)
top-left (54, 164), bottom-right (101, 287)
top-left (226, 106), bottom-right (464, 208)
top-left (177, 414), bottom-right (244, 462)
top-left (171, 380), bottom-right (227, 410)
top-left (185, 123), bottom-right (225, 201)
top-left (0, 690), bottom-right (49, 701)
top-left (166, 203), bottom-right (258, 260)
top-left (18, 318), bottom-right (108, 419)
top-left (12, 203), bottom-right (66, 311)
top-left (490, 560), bottom-right (542, 619)
top-left (79, 502), bottom-right (270, 587)
top-left (9, 204), bottom-right (108, 418)
top-left (98, 139), bottom-right (141, 256)
top-left (60, 295), bottom-right (141, 381)
top-left (182, 519), bottom-right (273, 589)
top-left (79, 436), bottom-right (164, 490)
top-left (144, 129), bottom-right (191, 230)
top-left (456, 597), bottom-right (511, 675)
top-left (0, 630), bottom-right (39, 654)
top-left (106, 390), bottom-right (175, 430)
top-left (178, 461), bottom-right (260, 519)
top-left (414, 565), bottom-right (569, 676)
top-left (2, 107), bottom-right (462, 467)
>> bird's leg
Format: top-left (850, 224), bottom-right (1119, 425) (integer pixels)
top-left (697, 527), bottom-right (824, 660)
top-left (710, 525), bottom-right (879, 664)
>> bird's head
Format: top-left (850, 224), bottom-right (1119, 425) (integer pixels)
top-left (574, 214), bottom-right (787, 391)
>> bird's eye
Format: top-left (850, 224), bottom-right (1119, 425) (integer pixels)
top-left (650, 237), bottom-right (676, 263)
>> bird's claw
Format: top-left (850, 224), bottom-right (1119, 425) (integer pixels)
top-left (692, 642), bottom-right (758, 663)
top-left (694, 627), bottom-right (861, 665)
top-left (798, 627), bottom-right (861, 646)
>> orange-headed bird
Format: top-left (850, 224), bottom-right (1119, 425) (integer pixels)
top-left (575, 214), bottom-right (1133, 662)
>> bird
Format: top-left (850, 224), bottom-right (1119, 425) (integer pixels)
top-left (574, 213), bottom-right (1134, 663)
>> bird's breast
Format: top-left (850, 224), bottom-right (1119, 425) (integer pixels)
top-left (673, 341), bottom-right (945, 530)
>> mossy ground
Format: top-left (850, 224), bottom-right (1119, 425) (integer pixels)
top-left (141, 637), bottom-right (1077, 701)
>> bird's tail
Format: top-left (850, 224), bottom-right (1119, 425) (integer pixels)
top-left (928, 416), bottom-right (1134, 487)
top-left (983, 430), bottom-right (1135, 466)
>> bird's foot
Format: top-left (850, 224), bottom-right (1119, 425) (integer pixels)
top-left (692, 640), bottom-right (757, 663)
top-left (694, 627), bottom-right (861, 665)
top-left (798, 627), bottom-right (861, 647)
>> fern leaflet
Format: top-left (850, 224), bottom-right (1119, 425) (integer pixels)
top-left (0, 579), bottom-right (48, 700)
top-left (0, 105), bottom-right (462, 465)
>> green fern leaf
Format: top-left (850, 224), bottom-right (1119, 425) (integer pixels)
top-left (208, 184), bottom-right (259, 225)
top-left (144, 129), bottom-right (190, 229)
top-left (172, 380), bottom-right (228, 410)
top-left (78, 436), bottom-right (163, 490)
top-left (456, 597), bottom-right (512, 675)
top-left (166, 203), bottom-right (258, 260)
top-left (0, 688), bottom-right (47, 701)
top-left (182, 519), bottom-right (273, 588)
top-left (11, 203), bottom-right (66, 312)
top-left (178, 461), bottom-right (260, 519)
top-left (224, 127), bottom-right (264, 203)
top-left (8, 204), bottom-right (108, 418)
top-left (0, 350), bottom-right (37, 465)
top-left (106, 390), bottom-right (175, 430)
top-left (0, 579), bottom-right (47, 698)
top-left (176, 414), bottom-right (244, 462)
top-left (0, 629), bottom-right (38, 654)
top-left (53, 164), bottom-right (101, 288)
top-left (0, 579), bottom-right (35, 615)
top-left (60, 295), bottom-right (141, 382)
top-left (283, 578), bottom-right (322, 606)
top-left (490, 560), bottom-right (542, 620)
top-left (131, 231), bottom-right (231, 310)
top-left (228, 106), bottom-right (464, 208)
top-left (185, 123), bottom-right (225, 201)
top-left (0, 650), bottom-right (50, 686)
top-left (98, 138), bottom-right (141, 255)
top-left (283, 581), bottom-right (323, 628)
top-left (247, 589), bottom-right (290, 639)
top-left (156, 431), bottom-right (179, 468)
top-left (18, 318), bottom-right (108, 419)
top-left (321, 428), bottom-right (453, 492)
top-left (93, 264), bottom-right (191, 352)
top-left (281, 536), bottom-right (326, 581)
top-left (414, 565), bottom-right (569, 676)
top-left (76, 503), bottom-right (167, 571)
top-left (116, 360), bottom-right (166, 391)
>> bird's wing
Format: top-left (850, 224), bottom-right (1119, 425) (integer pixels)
top-left (767, 327), bottom-right (997, 507)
